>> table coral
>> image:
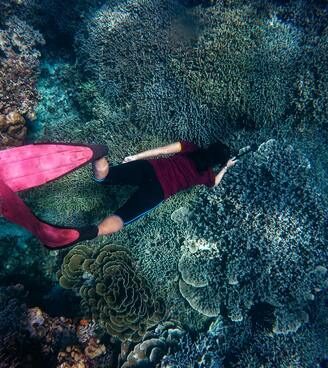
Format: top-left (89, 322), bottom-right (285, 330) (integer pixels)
top-left (59, 244), bottom-right (166, 341)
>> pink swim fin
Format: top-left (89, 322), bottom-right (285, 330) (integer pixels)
top-left (0, 142), bottom-right (108, 192)
top-left (0, 142), bottom-right (105, 249)
top-left (0, 178), bottom-right (98, 249)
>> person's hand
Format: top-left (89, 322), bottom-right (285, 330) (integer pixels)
top-left (122, 155), bottom-right (137, 164)
top-left (226, 157), bottom-right (238, 169)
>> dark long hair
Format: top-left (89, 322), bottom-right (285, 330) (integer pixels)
top-left (186, 141), bottom-right (231, 172)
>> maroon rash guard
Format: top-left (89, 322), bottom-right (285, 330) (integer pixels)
top-left (148, 141), bottom-right (215, 199)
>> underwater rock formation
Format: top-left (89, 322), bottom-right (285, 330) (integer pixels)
top-left (59, 244), bottom-right (166, 341)
top-left (0, 15), bottom-right (44, 146)
top-left (176, 140), bottom-right (328, 333)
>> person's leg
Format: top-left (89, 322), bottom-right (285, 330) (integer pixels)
top-left (0, 178), bottom-right (98, 250)
top-left (96, 180), bottom-right (164, 236)
top-left (93, 157), bottom-right (109, 180)
top-left (97, 215), bottom-right (124, 236)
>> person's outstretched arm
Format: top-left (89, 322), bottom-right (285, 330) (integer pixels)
top-left (123, 142), bottom-right (182, 163)
top-left (214, 157), bottom-right (237, 186)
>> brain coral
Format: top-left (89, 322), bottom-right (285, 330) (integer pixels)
top-left (176, 139), bottom-right (328, 332)
top-left (59, 244), bottom-right (166, 341)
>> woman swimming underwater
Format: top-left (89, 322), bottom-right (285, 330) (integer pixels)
top-left (90, 140), bottom-right (237, 240)
top-left (0, 141), bottom-right (237, 249)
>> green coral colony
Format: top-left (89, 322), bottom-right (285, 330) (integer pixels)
top-left (59, 244), bottom-right (165, 341)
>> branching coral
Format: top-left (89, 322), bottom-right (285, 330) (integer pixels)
top-left (169, 2), bottom-right (302, 131)
top-left (59, 244), bottom-right (166, 341)
top-left (176, 140), bottom-right (328, 332)
top-left (75, 0), bottom-right (222, 145)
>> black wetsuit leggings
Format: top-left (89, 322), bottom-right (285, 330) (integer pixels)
top-left (99, 160), bottom-right (164, 225)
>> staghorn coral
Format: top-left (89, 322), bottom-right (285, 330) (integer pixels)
top-left (176, 140), bottom-right (328, 332)
top-left (0, 15), bottom-right (44, 146)
top-left (59, 244), bottom-right (166, 341)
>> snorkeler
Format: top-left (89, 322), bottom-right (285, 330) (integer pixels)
top-left (91, 141), bottom-right (237, 239)
top-left (0, 141), bottom-right (237, 250)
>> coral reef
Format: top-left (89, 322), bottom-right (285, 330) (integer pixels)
top-left (0, 283), bottom-right (110, 368)
top-left (24, 165), bottom-right (118, 226)
top-left (118, 321), bottom-right (185, 367)
top-left (27, 306), bottom-right (77, 355)
top-left (0, 226), bottom-right (63, 297)
top-left (161, 332), bottom-right (222, 368)
top-left (0, 284), bottom-right (29, 368)
top-left (28, 309), bottom-right (110, 367)
top-left (0, 15), bottom-right (44, 146)
top-left (59, 244), bottom-right (166, 341)
top-left (75, 0), bottom-right (221, 145)
top-left (162, 294), bottom-right (328, 368)
top-left (220, 291), bottom-right (328, 367)
top-left (2, 0), bottom-right (328, 366)
top-left (0, 111), bottom-right (26, 146)
top-left (176, 140), bottom-right (328, 331)
top-left (169, 1), bottom-right (302, 132)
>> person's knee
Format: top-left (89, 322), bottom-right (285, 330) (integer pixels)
top-left (98, 215), bottom-right (124, 236)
